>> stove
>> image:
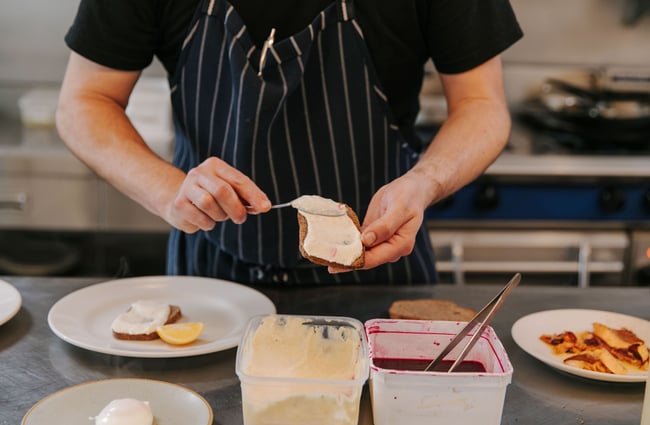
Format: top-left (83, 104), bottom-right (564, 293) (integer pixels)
top-left (419, 107), bottom-right (650, 287)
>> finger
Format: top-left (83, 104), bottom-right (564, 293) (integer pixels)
top-left (191, 175), bottom-right (245, 223)
top-left (173, 194), bottom-right (218, 231)
top-left (209, 158), bottom-right (271, 213)
top-left (360, 207), bottom-right (405, 248)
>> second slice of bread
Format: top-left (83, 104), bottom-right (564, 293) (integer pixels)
top-left (388, 299), bottom-right (476, 321)
top-left (112, 304), bottom-right (182, 341)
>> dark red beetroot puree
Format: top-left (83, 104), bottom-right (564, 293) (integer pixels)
top-left (373, 358), bottom-right (486, 373)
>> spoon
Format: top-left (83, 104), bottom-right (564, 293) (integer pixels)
top-left (246, 195), bottom-right (347, 217)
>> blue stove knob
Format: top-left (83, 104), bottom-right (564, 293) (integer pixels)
top-left (599, 186), bottom-right (626, 213)
top-left (474, 183), bottom-right (500, 211)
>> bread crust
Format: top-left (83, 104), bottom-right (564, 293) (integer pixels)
top-left (297, 204), bottom-right (365, 270)
top-left (112, 305), bottom-right (182, 341)
top-left (388, 299), bottom-right (476, 321)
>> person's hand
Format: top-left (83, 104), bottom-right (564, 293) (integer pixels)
top-left (164, 157), bottom-right (271, 233)
top-left (328, 169), bottom-right (435, 273)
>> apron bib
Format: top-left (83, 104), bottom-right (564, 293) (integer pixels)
top-left (167, 0), bottom-right (437, 284)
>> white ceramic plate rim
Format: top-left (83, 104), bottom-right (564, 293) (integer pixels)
top-left (21, 378), bottom-right (213, 425)
top-left (0, 279), bottom-right (22, 326)
top-left (47, 275), bottom-right (275, 358)
top-left (511, 308), bottom-right (650, 383)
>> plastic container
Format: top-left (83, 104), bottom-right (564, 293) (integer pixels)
top-left (365, 318), bottom-right (513, 425)
top-left (18, 89), bottom-right (59, 128)
top-left (236, 314), bottom-right (369, 425)
top-left (125, 77), bottom-right (174, 157)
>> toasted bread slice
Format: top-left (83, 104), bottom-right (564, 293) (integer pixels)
top-left (388, 299), bottom-right (477, 321)
top-left (112, 305), bottom-right (182, 341)
top-left (297, 204), bottom-right (364, 270)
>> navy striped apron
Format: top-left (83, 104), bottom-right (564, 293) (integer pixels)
top-left (167, 0), bottom-right (438, 285)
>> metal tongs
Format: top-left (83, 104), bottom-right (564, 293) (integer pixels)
top-left (423, 272), bottom-right (522, 373)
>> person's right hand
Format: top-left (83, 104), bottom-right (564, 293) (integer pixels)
top-left (165, 157), bottom-right (271, 233)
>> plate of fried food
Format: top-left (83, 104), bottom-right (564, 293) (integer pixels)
top-left (48, 276), bottom-right (275, 358)
top-left (512, 309), bottom-right (650, 382)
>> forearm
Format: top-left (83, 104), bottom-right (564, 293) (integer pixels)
top-left (409, 56), bottom-right (511, 209)
top-left (411, 96), bottom-right (510, 206)
top-left (56, 90), bottom-right (184, 219)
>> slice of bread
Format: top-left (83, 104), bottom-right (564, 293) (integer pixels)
top-left (112, 305), bottom-right (182, 341)
top-left (297, 204), bottom-right (364, 270)
top-left (388, 299), bottom-right (476, 321)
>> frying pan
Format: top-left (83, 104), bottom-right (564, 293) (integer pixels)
top-left (517, 77), bottom-right (650, 148)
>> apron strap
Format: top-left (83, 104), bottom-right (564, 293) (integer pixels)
top-left (337, 0), bottom-right (355, 21)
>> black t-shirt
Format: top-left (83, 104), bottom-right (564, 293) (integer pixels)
top-left (65, 0), bottom-right (522, 142)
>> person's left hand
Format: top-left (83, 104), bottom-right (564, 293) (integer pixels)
top-left (328, 169), bottom-right (435, 273)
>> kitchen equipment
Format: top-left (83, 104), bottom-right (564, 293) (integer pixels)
top-left (365, 318), bottom-right (513, 425)
top-left (421, 65), bottom-right (650, 287)
top-left (424, 272), bottom-right (521, 372)
top-left (518, 75), bottom-right (650, 148)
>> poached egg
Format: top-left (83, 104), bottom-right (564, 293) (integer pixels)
top-left (94, 398), bottom-right (153, 425)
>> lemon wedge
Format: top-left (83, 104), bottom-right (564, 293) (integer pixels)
top-left (156, 322), bottom-right (204, 345)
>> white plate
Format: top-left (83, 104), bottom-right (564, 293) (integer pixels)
top-left (512, 309), bottom-right (650, 383)
top-left (48, 275), bottom-right (275, 358)
top-left (0, 279), bottom-right (22, 326)
top-left (22, 378), bottom-right (213, 425)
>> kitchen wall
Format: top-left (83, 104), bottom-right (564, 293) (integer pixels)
top-left (0, 0), bottom-right (166, 120)
top-left (503, 0), bottom-right (650, 103)
top-left (1, 0), bottom-right (649, 114)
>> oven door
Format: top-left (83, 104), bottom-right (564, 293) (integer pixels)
top-left (429, 227), bottom-right (630, 287)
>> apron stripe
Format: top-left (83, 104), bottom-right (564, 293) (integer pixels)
top-left (207, 35), bottom-right (227, 155)
top-left (300, 83), bottom-right (321, 193)
top-left (183, 21), bottom-right (201, 50)
top-left (317, 34), bottom-right (343, 202)
top-left (195, 21), bottom-right (210, 159)
top-left (337, 23), bottom-right (361, 213)
top-left (363, 66), bottom-right (375, 194)
top-left (266, 67), bottom-right (291, 267)
top-left (290, 37), bottom-right (302, 56)
top-left (352, 21), bottom-right (364, 39)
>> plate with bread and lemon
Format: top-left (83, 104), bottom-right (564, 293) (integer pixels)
top-left (48, 275), bottom-right (275, 358)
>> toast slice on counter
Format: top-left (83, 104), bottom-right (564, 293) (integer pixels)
top-left (297, 204), bottom-right (365, 270)
top-left (388, 299), bottom-right (477, 321)
top-left (112, 304), bottom-right (182, 341)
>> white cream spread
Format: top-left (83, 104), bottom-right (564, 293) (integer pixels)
top-left (300, 212), bottom-right (363, 266)
top-left (291, 195), bottom-right (346, 216)
top-left (239, 315), bottom-right (364, 425)
top-left (93, 398), bottom-right (153, 425)
top-left (111, 300), bottom-right (170, 335)
top-left (244, 315), bottom-right (362, 380)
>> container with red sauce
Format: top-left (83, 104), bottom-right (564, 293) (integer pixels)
top-left (364, 318), bottom-right (513, 425)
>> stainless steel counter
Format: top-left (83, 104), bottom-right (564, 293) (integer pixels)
top-left (1, 276), bottom-right (648, 424)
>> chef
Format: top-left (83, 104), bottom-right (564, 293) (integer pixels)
top-left (56, 0), bottom-right (523, 285)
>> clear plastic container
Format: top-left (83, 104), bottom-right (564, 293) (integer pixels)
top-left (365, 318), bottom-right (513, 425)
top-left (236, 314), bottom-right (369, 425)
top-left (18, 89), bottom-right (59, 128)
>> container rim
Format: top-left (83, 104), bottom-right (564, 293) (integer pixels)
top-left (235, 313), bottom-right (370, 383)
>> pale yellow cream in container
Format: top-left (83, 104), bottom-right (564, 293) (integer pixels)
top-left (236, 315), bottom-right (369, 425)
